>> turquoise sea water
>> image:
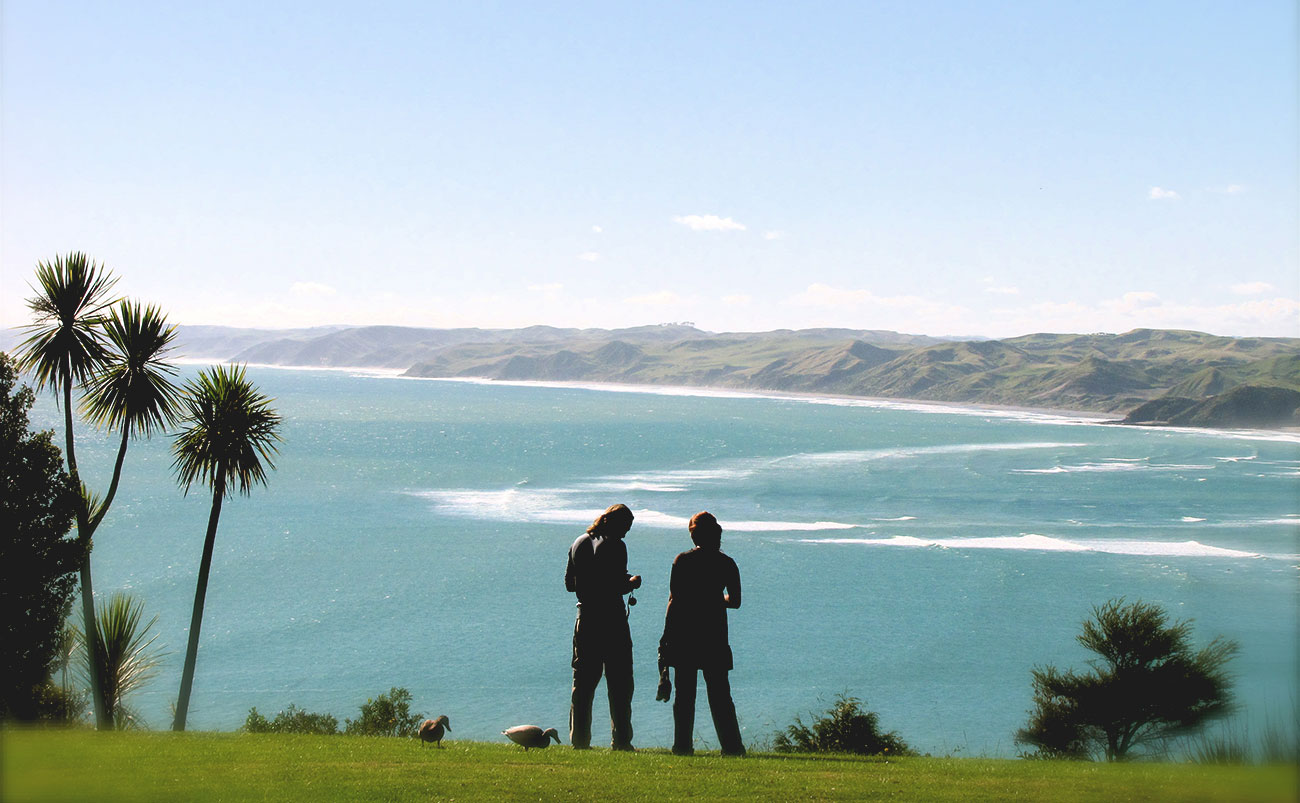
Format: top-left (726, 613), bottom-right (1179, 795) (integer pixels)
top-left (36, 366), bottom-right (1300, 755)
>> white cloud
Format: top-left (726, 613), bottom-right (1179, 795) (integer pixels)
top-left (528, 283), bottom-right (564, 294)
top-left (1224, 184), bottom-right (1247, 195)
top-left (591, 225), bottom-right (603, 233)
top-left (984, 285), bottom-right (1020, 296)
top-left (722, 293), bottom-right (752, 306)
top-left (1148, 187), bottom-right (1180, 201)
top-left (673, 214), bottom-right (747, 232)
top-left (577, 251), bottom-right (601, 262)
top-left (1104, 291), bottom-right (1160, 313)
top-left (1231, 281), bottom-right (1275, 296)
top-left (290, 281), bottom-right (338, 297)
top-left (763, 230), bottom-right (785, 241)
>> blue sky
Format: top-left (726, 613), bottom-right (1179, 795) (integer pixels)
top-left (3, 1), bottom-right (1296, 337)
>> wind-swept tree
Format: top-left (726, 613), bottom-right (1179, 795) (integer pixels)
top-left (1016, 598), bottom-right (1238, 761)
top-left (16, 253), bottom-right (182, 729)
top-left (171, 365), bottom-right (282, 731)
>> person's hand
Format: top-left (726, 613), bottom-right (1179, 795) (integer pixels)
top-left (656, 668), bottom-right (672, 702)
top-left (629, 574), bottom-right (642, 589)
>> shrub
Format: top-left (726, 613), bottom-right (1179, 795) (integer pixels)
top-left (344, 687), bottom-right (421, 737)
top-left (245, 704), bottom-right (339, 735)
top-left (774, 694), bottom-right (913, 756)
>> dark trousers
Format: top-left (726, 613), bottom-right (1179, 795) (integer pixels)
top-left (570, 606), bottom-right (634, 749)
top-left (672, 666), bottom-right (744, 755)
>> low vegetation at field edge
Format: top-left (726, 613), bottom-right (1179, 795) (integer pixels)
top-left (4, 729), bottom-right (1295, 803)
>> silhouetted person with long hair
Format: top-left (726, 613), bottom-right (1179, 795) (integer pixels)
top-left (566, 503), bottom-right (641, 750)
top-left (656, 511), bottom-right (745, 756)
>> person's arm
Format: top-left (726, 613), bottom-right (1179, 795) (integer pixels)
top-left (656, 561), bottom-right (679, 703)
top-left (565, 540), bottom-right (579, 593)
top-left (613, 539), bottom-right (641, 593)
top-left (723, 558), bottom-right (741, 609)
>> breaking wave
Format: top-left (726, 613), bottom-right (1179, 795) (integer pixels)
top-left (799, 533), bottom-right (1264, 558)
top-left (408, 489), bottom-right (859, 532)
top-left (1013, 460), bottom-right (1215, 474)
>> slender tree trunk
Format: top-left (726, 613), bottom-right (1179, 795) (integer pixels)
top-left (91, 427), bottom-right (130, 531)
top-left (64, 374), bottom-right (110, 730)
top-left (173, 473), bottom-right (225, 732)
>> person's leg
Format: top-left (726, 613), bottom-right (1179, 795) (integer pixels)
top-left (604, 619), bottom-right (635, 750)
top-left (569, 616), bottom-right (602, 749)
top-left (605, 658), bottom-right (635, 749)
top-left (703, 667), bottom-right (745, 756)
top-left (672, 667), bottom-right (698, 755)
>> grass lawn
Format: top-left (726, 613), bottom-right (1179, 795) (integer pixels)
top-left (3, 729), bottom-right (1295, 802)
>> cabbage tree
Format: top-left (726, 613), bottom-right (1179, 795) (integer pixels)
top-left (17, 253), bottom-right (180, 728)
top-left (171, 365), bottom-right (281, 731)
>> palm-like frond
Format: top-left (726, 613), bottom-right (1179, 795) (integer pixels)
top-left (172, 364), bottom-right (283, 497)
top-left (16, 252), bottom-right (119, 394)
top-left (75, 593), bottom-right (165, 729)
top-left (81, 300), bottom-right (182, 437)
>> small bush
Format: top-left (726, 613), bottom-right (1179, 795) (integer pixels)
top-left (32, 681), bottom-right (88, 725)
top-left (774, 694), bottom-right (913, 756)
top-left (245, 704), bottom-right (339, 735)
top-left (344, 687), bottom-right (421, 737)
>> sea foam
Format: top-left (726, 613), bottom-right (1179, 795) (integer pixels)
top-left (799, 533), bottom-right (1262, 558)
top-left (1013, 461), bottom-right (1215, 474)
top-left (409, 489), bottom-right (859, 532)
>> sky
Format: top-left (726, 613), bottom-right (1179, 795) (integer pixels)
top-left (2, 1), bottom-right (1297, 338)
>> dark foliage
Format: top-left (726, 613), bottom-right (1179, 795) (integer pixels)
top-left (344, 687), bottom-right (422, 737)
top-left (245, 704), bottom-right (339, 735)
top-left (0, 352), bottom-right (82, 721)
top-left (774, 694), bottom-right (913, 756)
top-left (1016, 598), bottom-right (1238, 761)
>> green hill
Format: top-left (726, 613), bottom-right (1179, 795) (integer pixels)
top-left (142, 324), bottom-right (1300, 427)
top-left (1125, 385), bottom-right (1300, 428)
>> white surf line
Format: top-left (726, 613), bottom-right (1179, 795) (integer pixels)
top-left (400, 376), bottom-right (1107, 422)
top-left (172, 358), bottom-right (407, 378)
top-left (800, 533), bottom-right (1264, 559)
top-left (405, 489), bottom-right (862, 533)
top-left (394, 376), bottom-right (1300, 444)
top-left (1013, 462), bottom-right (1216, 474)
top-left (213, 367), bottom-right (1300, 444)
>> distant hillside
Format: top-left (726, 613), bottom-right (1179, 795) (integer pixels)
top-left (9, 323), bottom-right (1292, 428)
top-left (401, 327), bottom-right (1299, 419)
top-left (1124, 385), bottom-right (1300, 428)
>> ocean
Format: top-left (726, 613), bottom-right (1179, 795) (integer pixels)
top-left (32, 365), bottom-right (1300, 755)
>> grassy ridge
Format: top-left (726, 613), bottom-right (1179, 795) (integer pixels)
top-left (139, 323), bottom-right (1300, 420)
top-left (4, 730), bottom-right (1295, 802)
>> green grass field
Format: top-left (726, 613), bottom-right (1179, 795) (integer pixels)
top-left (3, 730), bottom-right (1295, 802)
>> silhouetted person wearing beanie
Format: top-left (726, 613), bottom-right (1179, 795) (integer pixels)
top-left (656, 511), bottom-right (745, 756)
top-left (566, 503), bottom-right (641, 750)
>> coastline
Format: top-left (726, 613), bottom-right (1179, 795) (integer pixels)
top-left (181, 357), bottom-right (1300, 442)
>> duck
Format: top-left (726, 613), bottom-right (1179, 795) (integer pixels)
top-left (503, 725), bottom-right (561, 750)
top-left (418, 715), bottom-right (451, 747)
